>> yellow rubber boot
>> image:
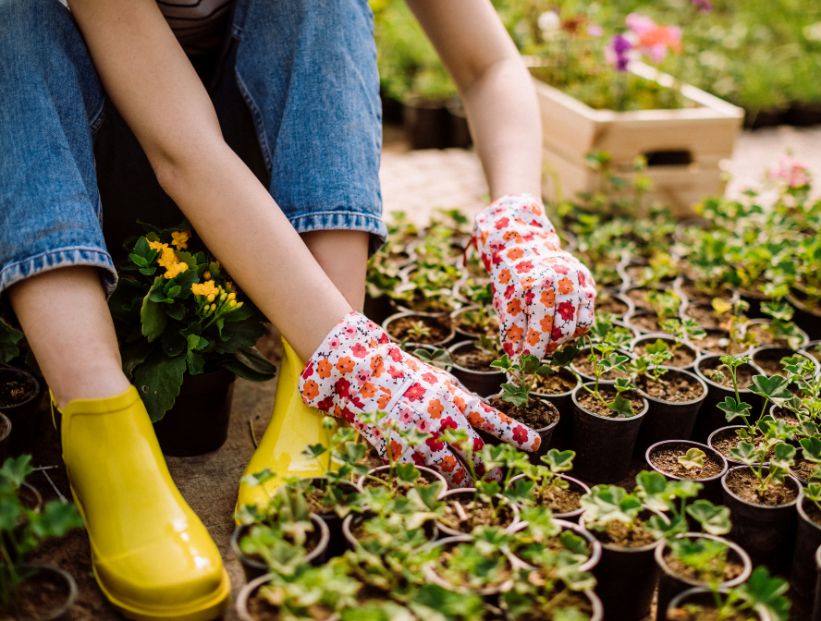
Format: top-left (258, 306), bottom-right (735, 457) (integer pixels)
top-left (60, 386), bottom-right (229, 621)
top-left (236, 339), bottom-right (329, 511)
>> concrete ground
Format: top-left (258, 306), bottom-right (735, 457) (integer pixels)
top-left (24, 124), bottom-right (821, 619)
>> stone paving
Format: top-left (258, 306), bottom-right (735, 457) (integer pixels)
top-left (24, 124), bottom-right (821, 620)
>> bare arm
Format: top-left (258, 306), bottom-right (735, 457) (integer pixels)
top-left (67, 0), bottom-right (350, 361)
top-left (407, 0), bottom-right (542, 199)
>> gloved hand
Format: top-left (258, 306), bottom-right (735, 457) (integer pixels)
top-left (299, 311), bottom-right (542, 485)
top-left (473, 194), bottom-right (596, 359)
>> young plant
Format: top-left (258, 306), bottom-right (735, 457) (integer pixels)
top-left (427, 526), bottom-right (514, 593)
top-left (729, 437), bottom-right (796, 499)
top-left (411, 346), bottom-right (452, 370)
top-left (0, 455), bottom-right (83, 609)
top-left (492, 346), bottom-right (576, 408)
top-left (516, 449), bottom-right (579, 511)
top-left (677, 447), bottom-right (708, 473)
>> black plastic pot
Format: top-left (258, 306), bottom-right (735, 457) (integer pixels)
top-left (0, 411), bottom-right (11, 462)
top-left (788, 291), bottom-right (821, 340)
top-left (636, 367), bottom-right (707, 451)
top-left (721, 465), bottom-right (799, 574)
top-left (450, 305), bottom-right (497, 343)
top-left (654, 533), bottom-right (751, 621)
top-left (447, 340), bottom-right (504, 397)
top-left (231, 513), bottom-right (330, 581)
top-left (298, 478), bottom-right (361, 560)
top-left (446, 98), bottom-right (472, 149)
top-left (402, 99), bottom-right (451, 150)
top-left (630, 333), bottom-right (700, 371)
top-left (581, 517), bottom-right (664, 621)
top-left (693, 355), bottom-right (763, 442)
top-left (531, 367), bottom-right (580, 451)
top-left (484, 392), bottom-right (560, 459)
top-left (154, 368), bottom-right (234, 456)
top-left (571, 384), bottom-right (648, 484)
top-left (813, 546), bottom-right (821, 621)
top-left (509, 472), bottom-right (591, 522)
top-left (363, 292), bottom-right (395, 325)
top-left (0, 366), bottom-right (42, 455)
top-left (235, 572), bottom-right (279, 621)
top-left (751, 345), bottom-right (818, 380)
top-left (436, 488), bottom-right (521, 537)
top-left (665, 586), bottom-right (773, 621)
top-left (5, 564), bottom-right (78, 621)
top-left (791, 492), bottom-right (821, 602)
top-left (383, 310), bottom-right (455, 348)
top-left (645, 439), bottom-right (728, 504)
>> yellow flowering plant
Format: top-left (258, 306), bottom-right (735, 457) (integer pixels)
top-left (109, 225), bottom-right (276, 421)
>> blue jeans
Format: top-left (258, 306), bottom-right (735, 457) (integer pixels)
top-left (0, 0), bottom-right (384, 298)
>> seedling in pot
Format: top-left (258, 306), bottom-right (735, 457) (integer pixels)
top-left (677, 447), bottom-right (708, 473)
top-left (426, 526), bottom-right (515, 594)
top-left (658, 316), bottom-right (707, 351)
top-left (728, 439), bottom-right (796, 500)
top-left (760, 300), bottom-right (806, 350)
top-left (0, 455), bottom-right (83, 611)
top-left (412, 346), bottom-right (452, 370)
top-left (515, 449), bottom-right (587, 517)
top-left (666, 566), bottom-right (790, 621)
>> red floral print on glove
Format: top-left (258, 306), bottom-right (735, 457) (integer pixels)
top-left (299, 312), bottom-right (542, 486)
top-left (473, 194), bottom-right (596, 359)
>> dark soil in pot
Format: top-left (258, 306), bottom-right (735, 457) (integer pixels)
top-left (571, 385), bottom-right (648, 484)
top-left (448, 340), bottom-right (504, 397)
top-left (596, 290), bottom-right (632, 319)
top-left (636, 367), bottom-right (707, 450)
top-left (626, 310), bottom-right (666, 335)
top-left (358, 464), bottom-right (447, 492)
top-left (697, 329), bottom-right (751, 356)
top-left (625, 286), bottom-right (669, 313)
top-left (708, 425), bottom-right (773, 467)
top-left (721, 466), bottom-right (799, 574)
top-left (450, 305), bottom-right (498, 341)
top-left (682, 303), bottom-right (727, 331)
top-left (646, 440), bottom-right (728, 503)
top-left (0, 367), bottom-right (42, 455)
top-left (791, 494), bottom-right (821, 601)
top-left (792, 457), bottom-right (817, 485)
top-left (154, 368), bottom-right (234, 456)
top-left (436, 488), bottom-right (520, 536)
top-left (510, 473), bottom-right (590, 521)
top-left (665, 586), bottom-right (772, 621)
top-left (487, 394), bottom-right (559, 456)
top-left (582, 515), bottom-right (663, 621)
top-left (632, 334), bottom-right (699, 370)
top-left (383, 311), bottom-right (454, 347)
top-left (4, 564), bottom-right (77, 621)
top-left (654, 533), bottom-right (750, 621)
top-left (693, 356), bottom-right (763, 441)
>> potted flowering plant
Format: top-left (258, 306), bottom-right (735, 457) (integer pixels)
top-left (109, 226), bottom-right (276, 455)
top-left (500, 1), bottom-right (743, 214)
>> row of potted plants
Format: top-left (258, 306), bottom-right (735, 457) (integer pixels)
top-left (231, 422), bottom-right (794, 621)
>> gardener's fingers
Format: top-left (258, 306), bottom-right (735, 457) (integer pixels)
top-left (399, 433), bottom-right (470, 487)
top-left (446, 383), bottom-right (542, 453)
top-left (574, 260), bottom-right (597, 338)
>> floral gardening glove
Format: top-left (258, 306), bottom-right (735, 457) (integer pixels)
top-left (299, 312), bottom-right (542, 485)
top-left (474, 194), bottom-right (596, 359)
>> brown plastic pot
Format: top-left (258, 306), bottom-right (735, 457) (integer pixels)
top-left (447, 340), bottom-right (504, 397)
top-left (791, 492), bottom-right (821, 602)
top-left (654, 533), bottom-right (751, 621)
top-left (645, 439), bottom-right (728, 504)
top-left (571, 384), bottom-right (648, 484)
top-left (721, 465), bottom-right (800, 574)
top-left (5, 564), bottom-right (78, 621)
top-left (509, 472), bottom-right (590, 522)
top-left (435, 488), bottom-right (521, 537)
top-left (636, 367), bottom-right (707, 451)
top-left (153, 368), bottom-right (234, 456)
top-left (0, 366), bottom-right (42, 455)
top-left (665, 586), bottom-right (773, 621)
top-left (231, 513), bottom-right (330, 581)
top-left (693, 355), bottom-right (763, 442)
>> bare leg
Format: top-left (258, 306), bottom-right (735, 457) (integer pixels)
top-left (302, 231), bottom-right (369, 312)
top-left (8, 267), bottom-right (130, 408)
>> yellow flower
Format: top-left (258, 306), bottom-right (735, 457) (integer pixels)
top-left (147, 240), bottom-right (168, 252)
top-left (156, 246), bottom-right (177, 270)
top-left (163, 262), bottom-right (188, 279)
top-left (191, 280), bottom-right (219, 298)
top-left (171, 230), bottom-right (190, 250)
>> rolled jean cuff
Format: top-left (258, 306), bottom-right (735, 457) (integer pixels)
top-left (0, 247), bottom-right (118, 298)
top-left (289, 210), bottom-right (387, 255)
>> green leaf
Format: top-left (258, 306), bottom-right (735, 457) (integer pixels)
top-left (686, 500), bottom-right (732, 536)
top-left (750, 374), bottom-right (791, 402)
top-left (140, 286), bottom-right (167, 343)
top-left (133, 352), bottom-right (186, 421)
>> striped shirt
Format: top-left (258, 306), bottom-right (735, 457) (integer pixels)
top-left (157, 0), bottom-right (234, 54)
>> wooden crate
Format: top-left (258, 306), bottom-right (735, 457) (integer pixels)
top-left (530, 61), bottom-right (744, 217)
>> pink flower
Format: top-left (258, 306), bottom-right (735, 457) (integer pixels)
top-left (769, 156), bottom-right (811, 189)
top-left (626, 13), bottom-right (682, 63)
